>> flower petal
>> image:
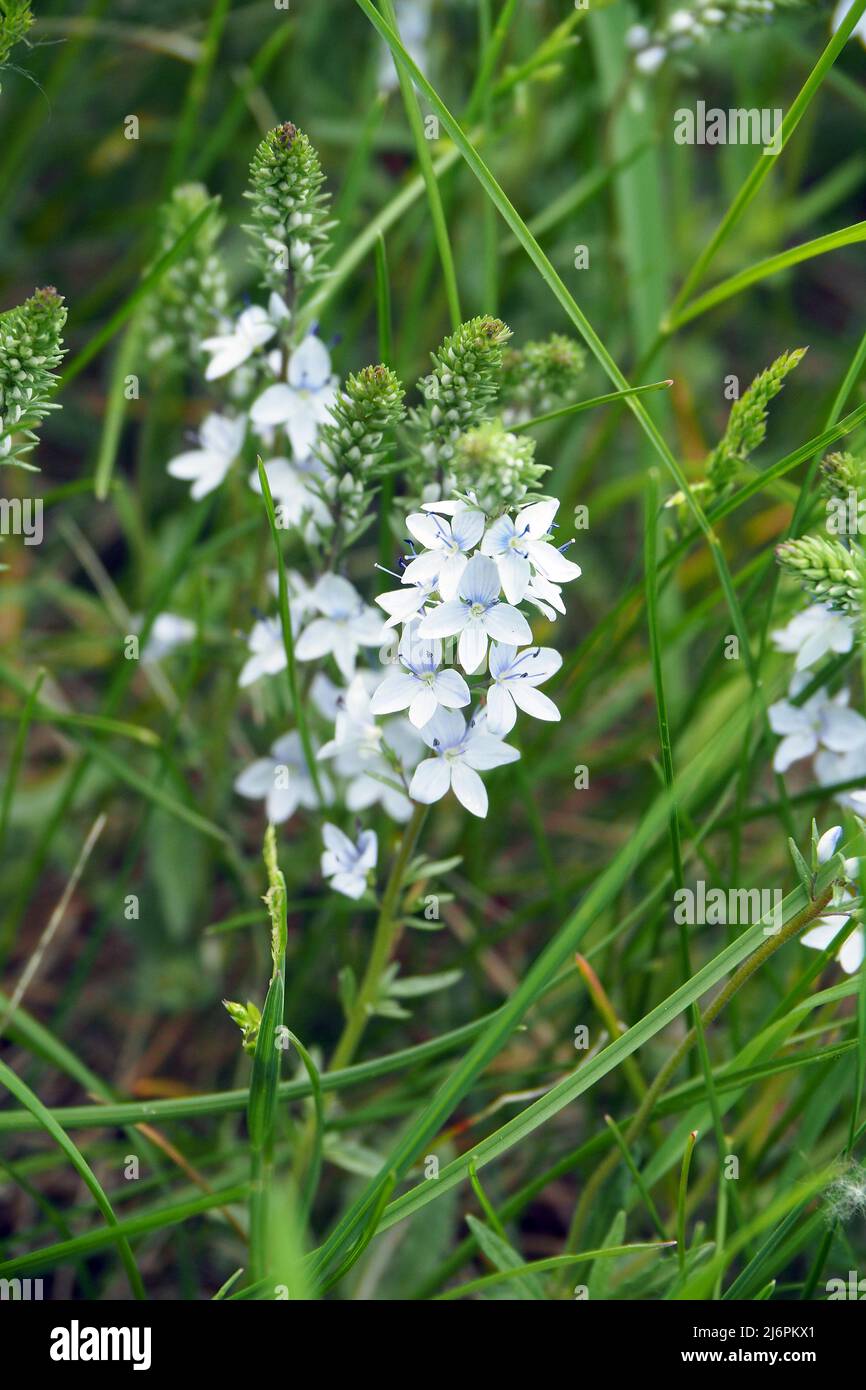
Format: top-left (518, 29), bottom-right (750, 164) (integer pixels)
top-left (409, 756), bottom-right (451, 803)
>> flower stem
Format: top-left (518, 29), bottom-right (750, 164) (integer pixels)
top-left (293, 802), bottom-right (427, 1191)
top-left (330, 802), bottom-right (427, 1072)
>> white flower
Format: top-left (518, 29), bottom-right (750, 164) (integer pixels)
top-left (815, 741), bottom-right (866, 812)
top-left (402, 506), bottom-right (485, 600)
top-left (141, 612), bottom-right (196, 663)
top-left (321, 822), bottom-right (377, 899)
top-left (167, 413), bottom-right (246, 499)
top-left (486, 643), bottom-right (562, 736)
top-left (418, 553), bottom-right (532, 674)
top-left (342, 730), bottom-right (418, 823)
top-left (318, 674), bottom-right (384, 762)
top-left (250, 333), bottom-right (338, 461)
top-left (201, 295), bottom-right (288, 381)
top-left (801, 825), bottom-right (864, 974)
top-left (370, 622), bottom-right (470, 728)
top-left (239, 618), bottom-right (286, 688)
top-left (635, 44), bottom-right (666, 73)
top-left (249, 457), bottom-right (331, 533)
top-left (409, 709), bottom-right (519, 818)
top-left (295, 574), bottom-right (386, 681)
top-left (376, 573), bottom-right (438, 628)
top-left (481, 498), bottom-right (581, 604)
top-left (834, 0), bottom-right (866, 48)
top-left (768, 678), bottom-right (866, 774)
top-left (771, 603), bottom-right (854, 672)
top-left (317, 676), bottom-right (419, 822)
top-left (234, 732), bottom-right (326, 823)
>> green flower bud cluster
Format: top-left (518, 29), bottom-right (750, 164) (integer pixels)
top-left (500, 333), bottom-right (585, 421)
top-left (244, 122), bottom-right (332, 294)
top-left (411, 315), bottom-right (511, 475)
top-left (0, 286), bottom-right (67, 468)
top-left (820, 451), bottom-right (866, 504)
top-left (776, 534), bottom-right (864, 615)
top-left (223, 999), bottom-right (261, 1055)
top-left (315, 364), bottom-right (406, 541)
top-left (451, 419), bottom-right (548, 513)
top-left (706, 347), bottom-right (806, 496)
top-left (0, 0), bottom-right (33, 74)
top-left (141, 184), bottom-right (228, 370)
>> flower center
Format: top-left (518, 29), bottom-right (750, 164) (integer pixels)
top-left (470, 601), bottom-right (486, 618)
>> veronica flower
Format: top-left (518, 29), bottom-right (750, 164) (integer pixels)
top-left (234, 731), bottom-right (326, 822)
top-left (486, 643), bottom-right (562, 735)
top-left (141, 612), bottom-right (196, 664)
top-left (342, 722), bottom-right (419, 823)
top-left (481, 498), bottom-right (581, 604)
top-left (376, 573), bottom-right (439, 627)
top-left (418, 553), bottom-right (531, 674)
top-left (321, 822), bottom-right (377, 899)
top-left (814, 741), bottom-right (866, 812)
top-left (370, 622), bottom-right (470, 728)
top-left (295, 574), bottom-right (386, 681)
top-left (167, 413), bottom-right (246, 499)
top-left (771, 603), bottom-right (855, 673)
top-left (409, 708), bottom-right (519, 818)
top-left (769, 678), bottom-right (866, 774)
top-left (316, 676), bottom-right (419, 821)
top-left (201, 294), bottom-right (288, 381)
top-left (402, 506), bottom-right (485, 600)
top-left (801, 825), bottom-right (864, 975)
top-left (318, 674), bottom-right (384, 762)
top-left (250, 333), bottom-right (338, 461)
top-left (238, 617), bottom-right (287, 688)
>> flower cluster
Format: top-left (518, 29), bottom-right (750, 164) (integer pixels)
top-left (499, 334), bottom-right (586, 424)
top-left (140, 183), bottom-right (228, 372)
top-left (0, 286), bottom-right (67, 468)
top-left (244, 121), bottom-right (332, 293)
top-left (0, 0), bottom-right (33, 77)
top-left (372, 495), bottom-right (581, 817)
top-left (627, 1), bottom-right (801, 75)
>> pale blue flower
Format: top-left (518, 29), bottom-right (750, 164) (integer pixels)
top-left (321, 822), bottom-right (377, 899)
top-left (409, 709), bottom-right (519, 818)
top-left (370, 622), bottom-right (470, 728)
top-left (418, 553), bottom-right (531, 674)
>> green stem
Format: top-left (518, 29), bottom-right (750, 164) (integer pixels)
top-left (330, 802), bottom-right (427, 1072)
top-left (293, 803), bottom-right (427, 1190)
